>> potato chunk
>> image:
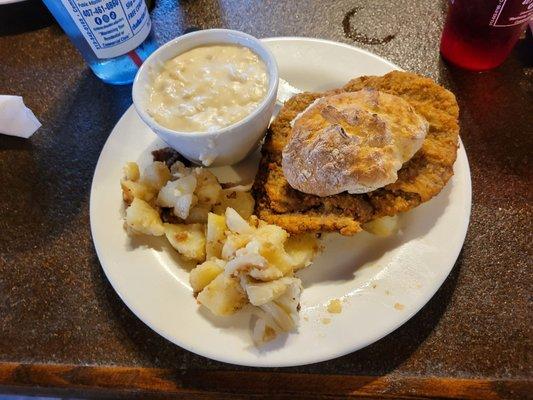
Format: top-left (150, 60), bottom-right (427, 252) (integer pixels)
top-left (257, 277), bottom-right (302, 331)
top-left (164, 223), bottom-right (206, 262)
top-left (212, 189), bottom-right (254, 219)
top-left (197, 274), bottom-right (247, 316)
top-left (123, 162), bottom-right (140, 181)
top-left (285, 234), bottom-right (319, 271)
top-left (225, 207), bottom-right (254, 235)
top-left (258, 241), bottom-right (294, 276)
top-left (189, 258), bottom-right (225, 292)
top-left (125, 198), bottom-right (164, 236)
top-left (141, 161), bottom-right (171, 191)
top-left (157, 175), bottom-right (198, 219)
top-left (256, 223), bottom-right (288, 248)
top-left (363, 215), bottom-right (399, 237)
top-left (206, 213), bottom-right (227, 259)
top-left (195, 169), bottom-right (222, 206)
top-left (245, 279), bottom-right (288, 306)
top-left (170, 161), bottom-right (189, 178)
top-left (221, 232), bottom-right (250, 260)
top-left (121, 179), bottom-right (155, 204)
top-left (251, 277), bottom-right (303, 345)
top-left (185, 205), bottom-right (210, 224)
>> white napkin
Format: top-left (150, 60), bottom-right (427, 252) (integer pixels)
top-left (0, 95), bottom-right (41, 138)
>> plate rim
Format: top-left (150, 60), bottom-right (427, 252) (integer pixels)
top-left (90, 37), bottom-right (472, 367)
top-left (261, 36), bottom-right (401, 69)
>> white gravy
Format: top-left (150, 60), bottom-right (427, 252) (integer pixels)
top-left (147, 44), bottom-right (268, 132)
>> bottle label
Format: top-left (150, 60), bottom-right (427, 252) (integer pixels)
top-left (62, 0), bottom-right (151, 59)
top-left (490, 0), bottom-right (533, 27)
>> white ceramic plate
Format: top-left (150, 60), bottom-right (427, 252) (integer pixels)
top-left (90, 37), bottom-right (471, 367)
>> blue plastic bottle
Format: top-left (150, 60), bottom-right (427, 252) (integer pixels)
top-left (42, 0), bottom-right (157, 85)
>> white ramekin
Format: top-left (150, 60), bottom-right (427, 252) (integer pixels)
top-left (132, 29), bottom-right (279, 166)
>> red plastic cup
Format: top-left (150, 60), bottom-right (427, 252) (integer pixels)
top-left (440, 0), bottom-right (533, 71)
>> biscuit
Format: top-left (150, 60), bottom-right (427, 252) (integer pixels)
top-left (282, 89), bottom-right (428, 196)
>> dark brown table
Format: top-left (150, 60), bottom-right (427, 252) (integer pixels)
top-left (1, 0), bottom-right (531, 398)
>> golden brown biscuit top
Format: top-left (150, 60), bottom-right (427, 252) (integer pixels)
top-left (282, 90), bottom-right (429, 196)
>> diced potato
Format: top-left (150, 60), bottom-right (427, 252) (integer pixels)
top-left (174, 194), bottom-right (197, 220)
top-left (189, 258), bottom-right (225, 292)
top-left (259, 241), bottom-right (294, 276)
top-left (206, 213), bottom-right (226, 259)
top-left (121, 179), bottom-right (155, 204)
top-left (363, 215), bottom-right (399, 237)
top-left (157, 181), bottom-right (178, 209)
top-left (197, 274), bottom-right (247, 316)
top-left (125, 198), bottom-right (164, 236)
top-left (225, 207), bottom-right (254, 235)
top-left (252, 315), bottom-right (277, 345)
top-left (157, 175), bottom-right (198, 219)
top-left (249, 265), bottom-right (284, 281)
top-left (185, 205), bottom-right (210, 224)
top-left (256, 224), bottom-right (288, 248)
top-left (170, 161), bottom-right (189, 178)
top-left (258, 278), bottom-right (302, 332)
top-left (284, 234), bottom-right (319, 271)
top-left (221, 232), bottom-right (250, 260)
top-left (123, 162), bottom-right (140, 181)
top-left (236, 223), bottom-right (294, 276)
top-left (245, 279), bottom-right (288, 306)
top-left (195, 169), bottom-right (222, 206)
top-left (157, 175), bottom-right (197, 207)
top-left (225, 241), bottom-right (268, 276)
top-left (164, 223), bottom-right (206, 262)
top-left (141, 161), bottom-right (171, 191)
top-left (212, 190), bottom-right (255, 219)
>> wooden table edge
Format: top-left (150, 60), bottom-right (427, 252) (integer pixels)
top-left (0, 362), bottom-right (530, 399)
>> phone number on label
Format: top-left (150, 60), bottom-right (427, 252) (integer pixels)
top-left (81, 0), bottom-right (120, 17)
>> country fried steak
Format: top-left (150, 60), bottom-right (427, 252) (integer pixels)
top-left (252, 71), bottom-right (459, 235)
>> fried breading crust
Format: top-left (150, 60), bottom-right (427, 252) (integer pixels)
top-left (252, 71), bottom-right (459, 235)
